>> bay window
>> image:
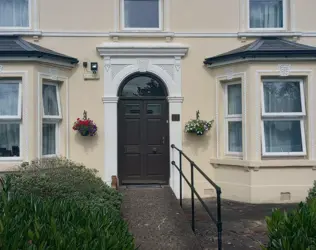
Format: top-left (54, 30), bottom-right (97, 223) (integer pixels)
top-left (42, 82), bottom-right (61, 156)
top-left (122, 0), bottom-right (161, 30)
top-left (249, 0), bottom-right (285, 29)
top-left (261, 80), bottom-right (306, 156)
top-left (0, 80), bottom-right (21, 158)
top-left (225, 83), bottom-right (243, 155)
top-left (0, 0), bottom-right (30, 28)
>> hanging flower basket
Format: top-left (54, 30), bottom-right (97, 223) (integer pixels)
top-left (184, 110), bottom-right (213, 136)
top-left (73, 111), bottom-right (97, 136)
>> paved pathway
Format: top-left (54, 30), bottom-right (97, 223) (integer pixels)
top-left (120, 186), bottom-right (201, 250)
top-left (182, 198), bottom-right (297, 250)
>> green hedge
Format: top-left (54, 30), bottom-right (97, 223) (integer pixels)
top-left (0, 158), bottom-right (135, 250)
top-left (263, 181), bottom-right (316, 250)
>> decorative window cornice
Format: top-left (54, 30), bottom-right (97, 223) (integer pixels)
top-left (97, 42), bottom-right (189, 57)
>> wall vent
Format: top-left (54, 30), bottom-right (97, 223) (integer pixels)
top-left (280, 192), bottom-right (291, 201)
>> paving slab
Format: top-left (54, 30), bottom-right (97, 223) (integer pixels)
top-left (120, 186), bottom-right (201, 250)
top-left (182, 198), bottom-right (297, 250)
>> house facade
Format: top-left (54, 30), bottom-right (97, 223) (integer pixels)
top-left (1, 0), bottom-right (316, 203)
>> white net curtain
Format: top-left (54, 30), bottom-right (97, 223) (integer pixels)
top-left (0, 0), bottom-right (29, 27)
top-left (250, 0), bottom-right (283, 28)
top-left (0, 83), bottom-right (20, 157)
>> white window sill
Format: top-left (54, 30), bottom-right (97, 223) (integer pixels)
top-left (42, 154), bottom-right (57, 158)
top-left (109, 31), bottom-right (174, 38)
top-left (210, 158), bottom-right (316, 168)
top-left (225, 152), bottom-right (243, 158)
top-left (0, 30), bottom-right (42, 36)
top-left (238, 31), bottom-right (302, 38)
top-left (0, 157), bottom-right (23, 162)
top-left (262, 152), bottom-right (307, 157)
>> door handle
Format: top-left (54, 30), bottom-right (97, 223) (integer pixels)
top-left (162, 136), bottom-right (165, 145)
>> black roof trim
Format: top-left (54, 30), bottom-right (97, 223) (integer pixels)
top-left (0, 36), bottom-right (79, 65)
top-left (204, 37), bottom-right (316, 65)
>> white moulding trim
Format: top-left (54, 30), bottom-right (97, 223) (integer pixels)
top-left (102, 96), bottom-right (119, 103)
top-left (237, 31), bottom-right (302, 37)
top-left (97, 42), bottom-right (189, 57)
top-left (0, 30), bottom-right (42, 36)
top-left (109, 31), bottom-right (175, 38)
top-left (207, 57), bottom-right (316, 69)
top-left (0, 57), bottom-right (76, 69)
top-left (36, 31), bottom-right (316, 38)
top-left (167, 96), bottom-right (184, 103)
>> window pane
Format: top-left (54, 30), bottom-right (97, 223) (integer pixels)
top-left (264, 120), bottom-right (303, 153)
top-left (228, 121), bottom-right (242, 152)
top-left (147, 104), bottom-right (161, 115)
top-left (125, 104), bottom-right (140, 114)
top-left (43, 84), bottom-right (59, 116)
top-left (264, 81), bottom-right (302, 113)
top-left (124, 0), bottom-right (159, 28)
top-left (0, 0), bottom-right (29, 27)
top-left (0, 82), bottom-right (19, 116)
top-left (43, 123), bottom-right (56, 155)
top-left (121, 75), bottom-right (165, 97)
top-left (0, 123), bottom-right (20, 157)
top-left (250, 0), bottom-right (283, 28)
top-left (227, 84), bottom-right (242, 115)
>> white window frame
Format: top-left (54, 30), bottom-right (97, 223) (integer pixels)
top-left (247, 0), bottom-right (287, 31)
top-left (120, 0), bottom-right (163, 31)
top-left (42, 81), bottom-right (61, 157)
top-left (0, 80), bottom-right (22, 161)
top-left (0, 0), bottom-right (32, 30)
top-left (261, 79), bottom-right (306, 157)
top-left (225, 82), bottom-right (243, 156)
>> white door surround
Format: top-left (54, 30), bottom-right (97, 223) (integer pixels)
top-left (97, 42), bottom-right (188, 198)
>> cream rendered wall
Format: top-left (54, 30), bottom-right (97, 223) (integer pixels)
top-left (16, 35), bottom-right (316, 201)
top-left (213, 61), bottom-right (316, 203)
top-left (294, 0), bottom-right (316, 32)
top-left (33, 37), bottom-right (109, 179)
top-left (39, 0), bottom-right (115, 31)
top-left (21, 37), bottom-right (249, 193)
top-left (35, 0), bottom-right (316, 34)
top-left (2, 0), bottom-right (316, 201)
top-left (170, 0), bottom-right (240, 32)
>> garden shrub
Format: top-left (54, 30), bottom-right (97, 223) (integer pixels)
top-left (0, 158), bottom-right (135, 250)
top-left (307, 180), bottom-right (316, 202)
top-left (0, 192), bottom-right (135, 250)
top-left (263, 199), bottom-right (316, 250)
top-left (8, 157), bottom-right (122, 211)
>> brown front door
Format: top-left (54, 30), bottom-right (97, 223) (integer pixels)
top-left (118, 99), bottom-right (169, 184)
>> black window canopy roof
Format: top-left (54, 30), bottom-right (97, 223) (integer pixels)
top-left (204, 37), bottom-right (316, 66)
top-left (0, 36), bottom-right (79, 65)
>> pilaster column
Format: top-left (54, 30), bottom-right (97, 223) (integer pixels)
top-left (102, 96), bottom-right (119, 185)
top-left (168, 96), bottom-right (184, 198)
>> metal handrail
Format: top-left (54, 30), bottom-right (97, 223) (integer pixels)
top-left (171, 144), bottom-right (222, 250)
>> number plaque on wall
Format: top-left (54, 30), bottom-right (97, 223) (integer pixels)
top-left (172, 114), bottom-right (180, 122)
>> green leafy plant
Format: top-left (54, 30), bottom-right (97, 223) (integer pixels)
top-left (307, 180), bottom-right (316, 202)
top-left (184, 110), bottom-right (213, 136)
top-left (0, 158), bottom-right (135, 249)
top-left (9, 157), bottom-right (122, 211)
top-left (262, 200), bottom-right (316, 250)
top-left (0, 192), bottom-right (135, 250)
